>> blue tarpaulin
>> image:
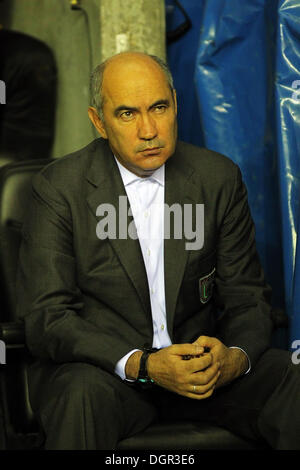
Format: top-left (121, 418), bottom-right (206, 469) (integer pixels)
top-left (166, 0), bottom-right (300, 349)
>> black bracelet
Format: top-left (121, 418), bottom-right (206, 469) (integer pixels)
top-left (137, 347), bottom-right (159, 387)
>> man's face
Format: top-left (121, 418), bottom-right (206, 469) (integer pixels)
top-left (88, 54), bottom-right (178, 177)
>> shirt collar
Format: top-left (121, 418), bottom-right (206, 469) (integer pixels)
top-left (115, 156), bottom-right (165, 187)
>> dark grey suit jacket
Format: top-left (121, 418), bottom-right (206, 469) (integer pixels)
top-left (17, 138), bottom-right (273, 374)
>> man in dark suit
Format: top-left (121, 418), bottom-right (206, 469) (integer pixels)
top-left (17, 51), bottom-right (300, 449)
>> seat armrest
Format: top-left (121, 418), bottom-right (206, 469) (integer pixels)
top-left (0, 321), bottom-right (25, 347)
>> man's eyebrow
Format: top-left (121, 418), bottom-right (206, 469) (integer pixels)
top-left (114, 99), bottom-right (171, 116)
top-left (114, 105), bottom-right (138, 116)
top-left (150, 99), bottom-right (170, 109)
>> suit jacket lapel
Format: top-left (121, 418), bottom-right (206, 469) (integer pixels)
top-left (85, 140), bottom-right (152, 321)
top-left (85, 139), bottom-right (199, 341)
top-left (164, 146), bottom-right (196, 340)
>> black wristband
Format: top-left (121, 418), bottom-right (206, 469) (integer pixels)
top-left (137, 347), bottom-right (159, 386)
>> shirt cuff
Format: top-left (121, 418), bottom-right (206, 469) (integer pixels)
top-left (229, 346), bottom-right (251, 374)
top-left (114, 349), bottom-right (141, 381)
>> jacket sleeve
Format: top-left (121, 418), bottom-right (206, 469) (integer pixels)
top-left (16, 171), bottom-right (132, 373)
top-left (214, 164), bottom-right (274, 368)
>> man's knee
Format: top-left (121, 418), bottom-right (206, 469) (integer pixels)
top-left (31, 363), bottom-right (125, 449)
top-left (49, 362), bottom-right (121, 407)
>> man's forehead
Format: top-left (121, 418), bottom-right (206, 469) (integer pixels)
top-left (104, 52), bottom-right (162, 75)
top-left (101, 57), bottom-right (171, 107)
top-left (105, 81), bottom-right (170, 104)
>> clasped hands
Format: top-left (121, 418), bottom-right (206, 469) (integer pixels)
top-left (145, 336), bottom-right (248, 400)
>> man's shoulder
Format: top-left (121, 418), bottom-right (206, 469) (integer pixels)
top-left (177, 140), bottom-right (237, 172)
top-left (39, 138), bottom-right (105, 177)
top-left (33, 138), bottom-right (107, 191)
top-left (175, 140), bottom-right (239, 187)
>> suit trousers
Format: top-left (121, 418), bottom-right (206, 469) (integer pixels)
top-left (28, 348), bottom-right (300, 450)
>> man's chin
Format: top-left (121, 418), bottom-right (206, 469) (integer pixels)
top-left (138, 160), bottom-right (166, 176)
top-left (139, 151), bottom-right (173, 169)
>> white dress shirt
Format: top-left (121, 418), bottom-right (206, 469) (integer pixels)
top-left (114, 158), bottom-right (172, 380)
top-left (113, 157), bottom-right (251, 380)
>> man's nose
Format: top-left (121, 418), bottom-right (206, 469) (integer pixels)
top-left (137, 113), bottom-right (158, 140)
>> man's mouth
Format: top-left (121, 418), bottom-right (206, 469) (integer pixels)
top-left (141, 147), bottom-right (161, 155)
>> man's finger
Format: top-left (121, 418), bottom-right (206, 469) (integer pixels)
top-left (170, 343), bottom-right (204, 357)
top-left (193, 335), bottom-right (217, 349)
top-left (185, 353), bottom-right (213, 373)
top-left (192, 361), bottom-right (220, 384)
top-left (190, 369), bottom-right (221, 395)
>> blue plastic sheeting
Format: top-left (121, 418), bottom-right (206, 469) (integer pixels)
top-left (166, 0), bottom-right (206, 147)
top-left (276, 0), bottom-right (300, 343)
top-left (292, 209), bottom-right (300, 345)
top-left (166, 0), bottom-right (300, 347)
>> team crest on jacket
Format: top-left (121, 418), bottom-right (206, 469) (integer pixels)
top-left (199, 268), bottom-right (215, 304)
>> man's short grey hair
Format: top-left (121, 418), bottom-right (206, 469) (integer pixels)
top-left (90, 53), bottom-right (174, 121)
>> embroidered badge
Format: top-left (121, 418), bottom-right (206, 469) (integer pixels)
top-left (199, 268), bottom-right (215, 304)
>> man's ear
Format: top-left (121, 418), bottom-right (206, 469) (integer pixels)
top-left (172, 89), bottom-right (178, 116)
top-left (88, 106), bottom-right (108, 139)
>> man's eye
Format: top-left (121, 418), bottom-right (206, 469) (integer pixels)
top-left (120, 111), bottom-right (134, 120)
top-left (154, 105), bottom-right (167, 113)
